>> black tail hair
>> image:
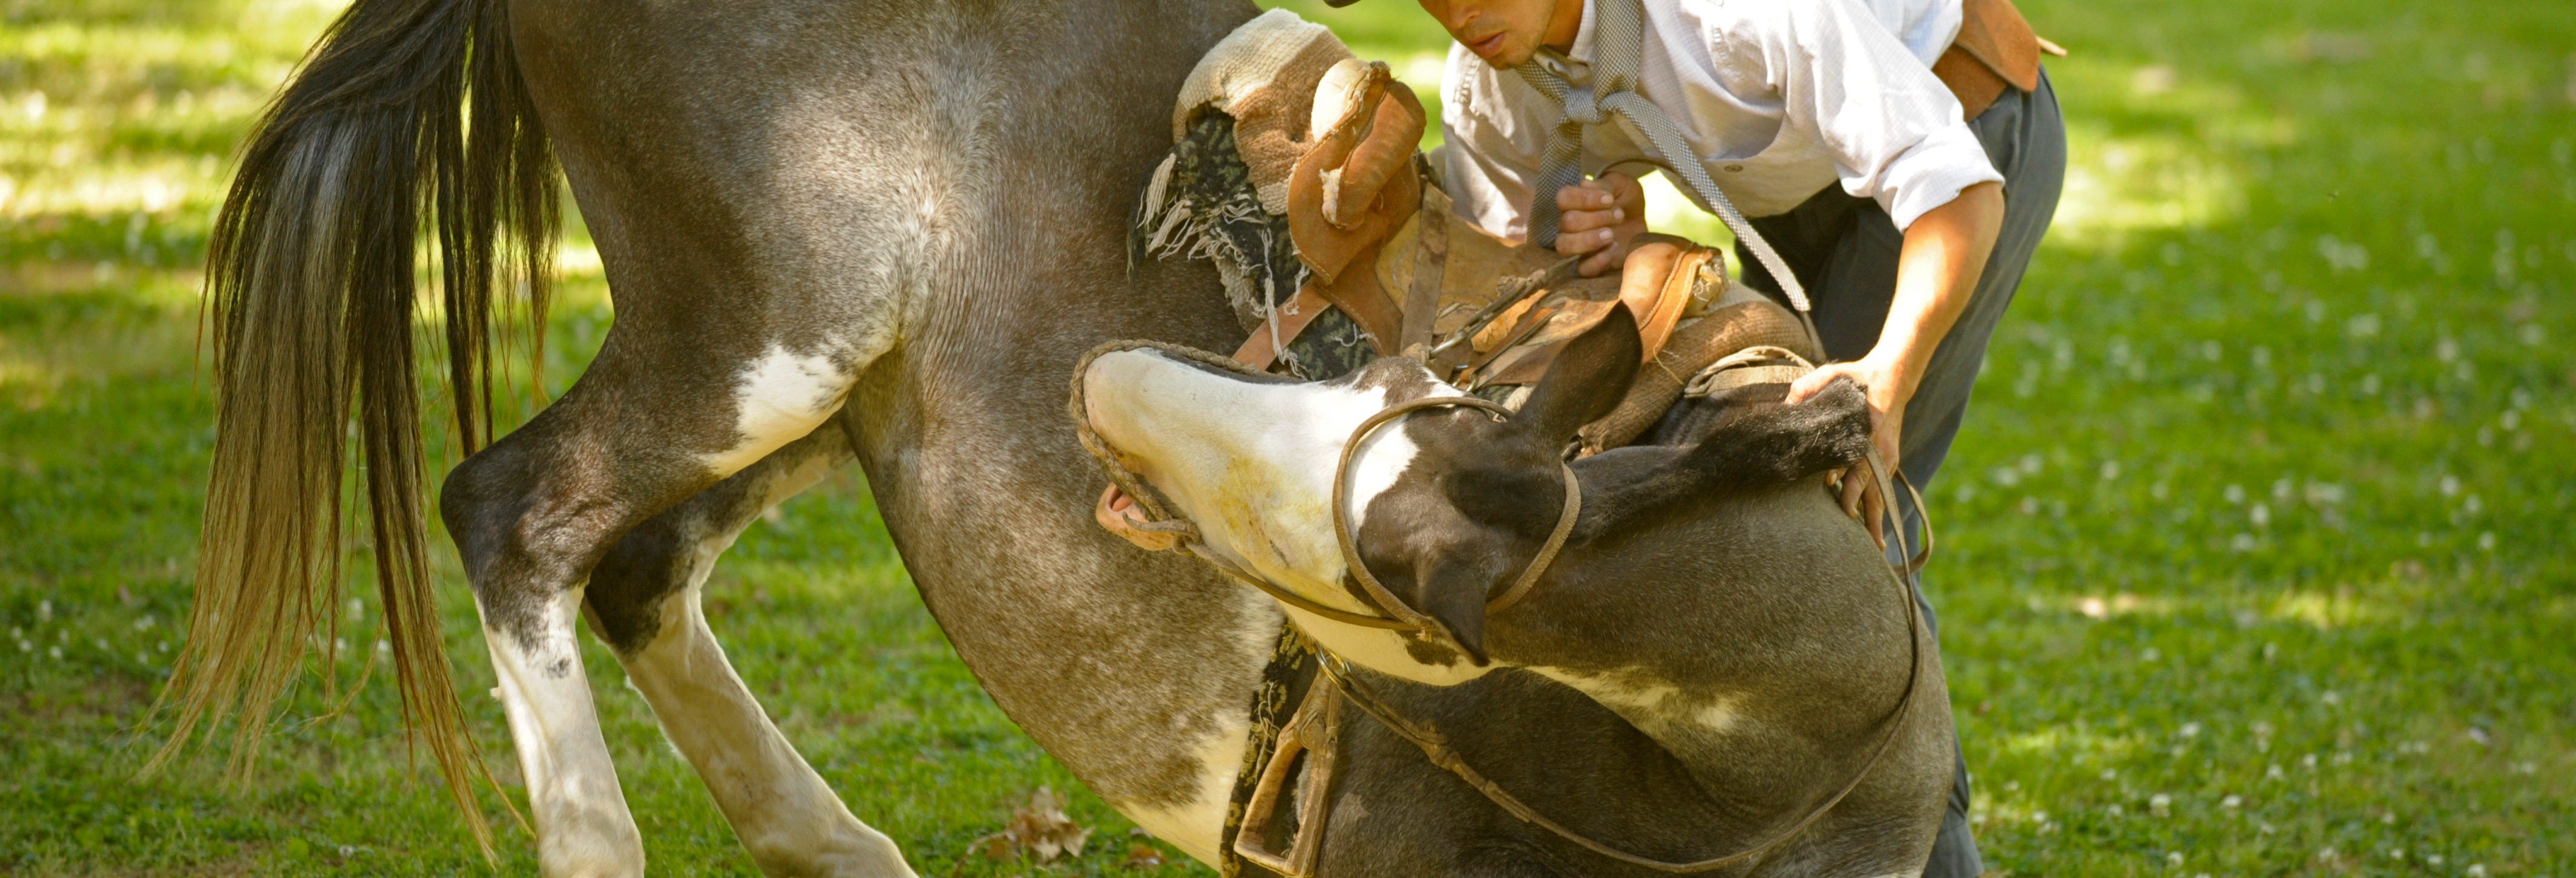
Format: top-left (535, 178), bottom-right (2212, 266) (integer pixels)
top-left (152, 0), bottom-right (557, 854)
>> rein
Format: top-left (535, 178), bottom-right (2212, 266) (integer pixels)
top-left (1071, 339), bottom-right (1930, 876)
top-left (1317, 448), bottom-right (1927, 874)
top-left (1069, 341), bottom-right (1583, 644)
top-left (1327, 394), bottom-right (1582, 641)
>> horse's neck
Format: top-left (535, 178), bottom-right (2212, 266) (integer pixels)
top-left (1492, 482), bottom-right (1906, 790)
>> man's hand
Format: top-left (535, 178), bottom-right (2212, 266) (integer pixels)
top-left (1785, 180), bottom-right (2005, 551)
top-left (1554, 173), bottom-right (1646, 277)
top-left (1792, 359), bottom-right (1904, 548)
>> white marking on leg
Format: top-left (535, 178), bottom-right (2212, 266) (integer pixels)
top-left (481, 588), bottom-right (645, 878)
top-left (620, 590), bottom-right (916, 877)
top-left (703, 344), bottom-right (858, 475)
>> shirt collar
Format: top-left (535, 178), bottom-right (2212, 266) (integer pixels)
top-left (1566, 0), bottom-right (1598, 65)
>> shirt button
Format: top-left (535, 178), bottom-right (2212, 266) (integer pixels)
top-left (1724, 164), bottom-right (1746, 172)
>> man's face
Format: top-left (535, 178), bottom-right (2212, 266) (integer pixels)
top-left (1416, 0), bottom-right (1574, 68)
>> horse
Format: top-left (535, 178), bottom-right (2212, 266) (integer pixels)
top-left (164, 0), bottom-right (1948, 873)
top-left (1077, 308), bottom-right (1958, 875)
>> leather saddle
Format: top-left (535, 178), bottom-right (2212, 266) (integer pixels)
top-left (1225, 59), bottom-right (1818, 455)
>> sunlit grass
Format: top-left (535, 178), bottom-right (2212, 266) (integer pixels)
top-left (4, 0), bottom-right (2574, 874)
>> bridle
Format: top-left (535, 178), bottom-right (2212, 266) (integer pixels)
top-left (1069, 338), bottom-right (1928, 876)
top-left (1068, 340), bottom-right (1580, 646)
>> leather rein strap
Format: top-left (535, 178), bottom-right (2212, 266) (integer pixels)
top-left (1319, 448), bottom-right (1928, 874)
top-left (1328, 395), bottom-right (1582, 641)
top-left (1068, 342), bottom-right (1583, 641)
top-left (1073, 339), bottom-right (1929, 874)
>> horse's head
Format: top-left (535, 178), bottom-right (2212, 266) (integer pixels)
top-left (1079, 307), bottom-right (1878, 684)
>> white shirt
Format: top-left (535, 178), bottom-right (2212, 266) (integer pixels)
top-left (1437, 0), bottom-right (2004, 239)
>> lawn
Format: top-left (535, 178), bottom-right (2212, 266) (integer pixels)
top-left (1, 0), bottom-right (2570, 874)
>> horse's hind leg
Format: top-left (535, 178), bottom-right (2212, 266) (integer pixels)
top-left (584, 421), bottom-right (911, 877)
top-left (442, 329), bottom-right (882, 877)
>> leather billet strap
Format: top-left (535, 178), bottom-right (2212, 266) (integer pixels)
top-left (1683, 345), bottom-right (1817, 398)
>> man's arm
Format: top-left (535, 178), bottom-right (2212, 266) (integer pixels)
top-left (1788, 180), bottom-right (2004, 539)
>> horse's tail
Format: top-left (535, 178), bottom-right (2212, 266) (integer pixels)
top-left (151, 0), bottom-right (557, 852)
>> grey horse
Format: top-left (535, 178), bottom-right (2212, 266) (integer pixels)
top-left (162, 0), bottom-right (1948, 874)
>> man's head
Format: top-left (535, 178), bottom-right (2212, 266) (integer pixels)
top-left (1330, 0), bottom-right (1581, 69)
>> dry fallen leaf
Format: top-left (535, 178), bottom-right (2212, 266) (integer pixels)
top-left (968, 787), bottom-right (1092, 865)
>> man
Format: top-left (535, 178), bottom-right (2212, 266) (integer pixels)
top-left (1355, 0), bottom-right (2069, 871)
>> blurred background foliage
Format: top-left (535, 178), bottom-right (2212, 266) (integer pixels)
top-left (1, 0), bottom-right (2570, 873)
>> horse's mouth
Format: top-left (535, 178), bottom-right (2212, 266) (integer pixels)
top-left (1093, 482), bottom-right (1184, 551)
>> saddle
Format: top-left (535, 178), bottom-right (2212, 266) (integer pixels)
top-left (1125, 15), bottom-right (1961, 877)
top-left (1132, 10), bottom-right (1821, 458)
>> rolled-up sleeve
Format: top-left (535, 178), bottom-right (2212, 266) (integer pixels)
top-left (1762, 0), bottom-right (2002, 230)
top-left (1436, 45), bottom-right (1553, 243)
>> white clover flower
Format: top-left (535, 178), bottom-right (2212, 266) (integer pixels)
top-left (2222, 794), bottom-right (2242, 808)
top-left (2466, 864), bottom-right (2487, 877)
top-left (2150, 793), bottom-right (2172, 816)
top-left (2166, 851), bottom-right (2183, 867)
top-left (2180, 722), bottom-right (2201, 739)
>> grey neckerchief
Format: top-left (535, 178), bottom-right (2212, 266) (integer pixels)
top-left (1513, 0), bottom-right (1812, 315)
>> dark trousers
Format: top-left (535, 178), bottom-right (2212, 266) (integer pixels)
top-left (1733, 70), bottom-right (2066, 877)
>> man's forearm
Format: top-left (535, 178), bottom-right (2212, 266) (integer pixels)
top-left (1871, 182), bottom-right (2005, 399)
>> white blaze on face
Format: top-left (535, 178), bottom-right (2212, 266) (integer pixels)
top-left (704, 344), bottom-right (855, 475)
top-left (1083, 350), bottom-right (1494, 686)
top-left (1084, 351), bottom-right (1396, 601)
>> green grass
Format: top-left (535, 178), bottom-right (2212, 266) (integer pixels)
top-left (3, 0), bottom-right (2572, 874)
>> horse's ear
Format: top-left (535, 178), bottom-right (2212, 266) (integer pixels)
top-left (1513, 305), bottom-right (1643, 442)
